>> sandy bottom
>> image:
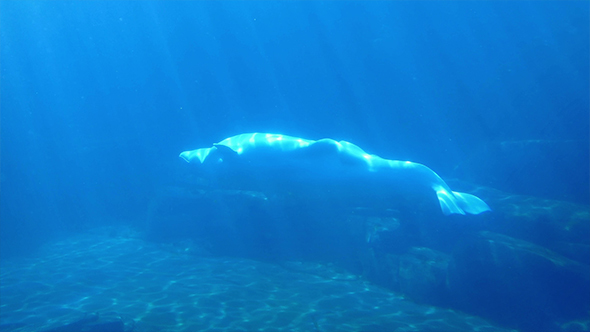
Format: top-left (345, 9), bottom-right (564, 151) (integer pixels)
top-left (0, 228), bottom-right (515, 332)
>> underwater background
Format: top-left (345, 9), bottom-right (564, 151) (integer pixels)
top-left (1, 1), bottom-right (588, 332)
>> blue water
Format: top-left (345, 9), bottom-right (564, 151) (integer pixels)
top-left (1, 2), bottom-right (588, 332)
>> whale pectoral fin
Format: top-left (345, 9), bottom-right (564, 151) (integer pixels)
top-left (212, 143), bottom-right (239, 161)
top-left (434, 185), bottom-right (491, 216)
top-left (180, 147), bottom-right (216, 164)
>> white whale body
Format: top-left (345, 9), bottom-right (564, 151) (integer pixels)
top-left (180, 133), bottom-right (491, 216)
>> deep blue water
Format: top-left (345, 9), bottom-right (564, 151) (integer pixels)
top-left (1, 1), bottom-right (588, 332)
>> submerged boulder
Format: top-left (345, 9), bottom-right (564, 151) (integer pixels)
top-left (449, 231), bottom-right (590, 332)
top-left (447, 181), bottom-right (590, 264)
top-left (384, 247), bottom-right (452, 306)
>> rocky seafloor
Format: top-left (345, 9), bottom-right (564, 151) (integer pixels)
top-left (143, 182), bottom-right (590, 332)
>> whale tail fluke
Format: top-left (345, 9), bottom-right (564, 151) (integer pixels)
top-left (434, 185), bottom-right (491, 216)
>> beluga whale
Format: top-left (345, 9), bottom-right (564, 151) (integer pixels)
top-left (179, 133), bottom-right (491, 216)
